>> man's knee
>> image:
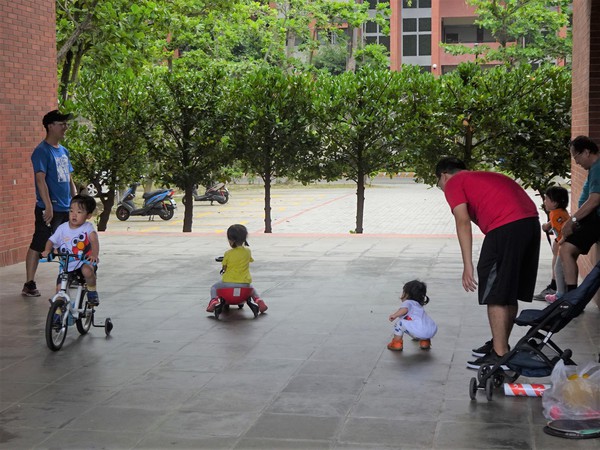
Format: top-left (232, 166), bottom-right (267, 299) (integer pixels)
top-left (559, 242), bottom-right (580, 260)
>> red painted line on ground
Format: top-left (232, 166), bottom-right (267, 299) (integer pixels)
top-left (259, 192), bottom-right (355, 234)
top-left (101, 230), bottom-right (483, 239)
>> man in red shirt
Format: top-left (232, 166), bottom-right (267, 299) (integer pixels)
top-left (436, 157), bottom-right (540, 369)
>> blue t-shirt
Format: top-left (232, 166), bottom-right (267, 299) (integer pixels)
top-left (31, 140), bottom-right (73, 212)
top-left (578, 157), bottom-right (600, 217)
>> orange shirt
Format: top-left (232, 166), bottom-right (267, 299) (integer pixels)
top-left (548, 208), bottom-right (570, 241)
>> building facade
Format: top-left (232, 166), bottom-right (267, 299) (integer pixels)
top-left (367, 0), bottom-right (497, 73)
top-left (0, 0), bottom-right (58, 266)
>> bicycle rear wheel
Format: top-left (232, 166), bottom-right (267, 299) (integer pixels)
top-left (45, 299), bottom-right (68, 351)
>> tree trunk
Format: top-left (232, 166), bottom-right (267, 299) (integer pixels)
top-left (97, 190), bottom-right (116, 232)
top-left (346, 25), bottom-right (358, 73)
top-left (263, 174), bottom-right (272, 233)
top-left (355, 171), bottom-right (365, 234)
top-left (59, 51), bottom-right (73, 103)
top-left (182, 185), bottom-right (194, 232)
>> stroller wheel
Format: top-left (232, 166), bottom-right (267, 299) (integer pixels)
top-left (477, 364), bottom-right (491, 382)
top-left (469, 377), bottom-right (478, 400)
top-left (492, 374), bottom-right (504, 388)
top-left (485, 377), bottom-right (494, 401)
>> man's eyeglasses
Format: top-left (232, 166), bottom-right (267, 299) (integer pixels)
top-left (51, 121), bottom-right (69, 127)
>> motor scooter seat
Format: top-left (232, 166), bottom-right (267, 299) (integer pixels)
top-left (142, 189), bottom-right (167, 199)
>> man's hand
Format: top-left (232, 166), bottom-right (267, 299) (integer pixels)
top-left (42, 207), bottom-right (53, 225)
top-left (559, 219), bottom-right (575, 243)
top-left (462, 266), bottom-right (478, 292)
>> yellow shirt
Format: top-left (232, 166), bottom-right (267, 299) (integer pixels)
top-left (222, 246), bottom-right (253, 283)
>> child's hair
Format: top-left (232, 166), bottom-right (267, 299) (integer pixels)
top-left (544, 186), bottom-right (569, 210)
top-left (71, 194), bottom-right (96, 215)
top-left (403, 280), bottom-right (429, 306)
top-left (227, 224), bottom-right (249, 248)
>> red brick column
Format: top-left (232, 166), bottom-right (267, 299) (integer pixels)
top-left (571, 0), bottom-right (600, 307)
top-left (0, 0), bottom-right (57, 266)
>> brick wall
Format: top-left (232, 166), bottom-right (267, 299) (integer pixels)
top-left (0, 0), bottom-right (57, 266)
top-left (571, 0), bottom-right (599, 307)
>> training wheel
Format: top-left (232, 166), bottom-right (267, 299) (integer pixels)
top-left (105, 318), bottom-right (113, 336)
top-left (469, 377), bottom-right (478, 400)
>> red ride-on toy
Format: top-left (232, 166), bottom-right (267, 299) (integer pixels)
top-left (213, 287), bottom-right (260, 320)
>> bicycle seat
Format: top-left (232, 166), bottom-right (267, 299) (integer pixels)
top-left (216, 287), bottom-right (254, 304)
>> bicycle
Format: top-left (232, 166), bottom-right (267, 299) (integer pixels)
top-left (43, 252), bottom-right (113, 351)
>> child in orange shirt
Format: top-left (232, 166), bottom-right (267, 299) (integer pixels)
top-left (540, 186), bottom-right (570, 303)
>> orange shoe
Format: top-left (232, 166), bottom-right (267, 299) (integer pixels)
top-left (419, 339), bottom-right (431, 350)
top-left (206, 298), bottom-right (219, 312)
top-left (387, 338), bottom-right (403, 351)
top-left (255, 298), bottom-right (268, 313)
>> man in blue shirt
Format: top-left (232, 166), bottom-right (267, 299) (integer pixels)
top-left (559, 136), bottom-right (600, 293)
top-left (22, 110), bottom-right (76, 297)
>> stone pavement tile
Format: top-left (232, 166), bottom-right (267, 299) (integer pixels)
top-left (245, 413), bottom-right (341, 440)
top-left (135, 433), bottom-right (239, 449)
top-left (156, 410), bottom-right (257, 438)
top-left (338, 417), bottom-right (436, 448)
top-left (436, 421), bottom-right (532, 449)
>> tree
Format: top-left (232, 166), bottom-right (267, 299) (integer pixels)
top-left (404, 62), bottom-right (571, 197)
top-left (314, 66), bottom-right (418, 233)
top-left (226, 66), bottom-right (320, 233)
top-left (65, 70), bottom-right (151, 231)
top-left (56, 0), bottom-right (170, 101)
top-left (441, 0), bottom-right (572, 66)
top-left (144, 64), bottom-right (231, 232)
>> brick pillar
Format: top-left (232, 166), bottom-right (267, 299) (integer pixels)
top-left (0, 0), bottom-right (57, 266)
top-left (571, 0), bottom-right (600, 308)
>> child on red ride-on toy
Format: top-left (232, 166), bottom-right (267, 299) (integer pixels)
top-left (206, 224), bottom-right (268, 317)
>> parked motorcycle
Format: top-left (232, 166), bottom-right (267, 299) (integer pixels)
top-left (183, 182), bottom-right (229, 205)
top-left (115, 182), bottom-right (177, 221)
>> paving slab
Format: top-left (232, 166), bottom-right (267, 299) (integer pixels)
top-left (1, 182), bottom-right (599, 449)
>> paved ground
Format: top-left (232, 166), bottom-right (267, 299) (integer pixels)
top-left (1, 180), bottom-right (599, 449)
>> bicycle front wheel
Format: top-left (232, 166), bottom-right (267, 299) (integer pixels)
top-left (46, 299), bottom-right (68, 351)
top-left (75, 291), bottom-right (93, 335)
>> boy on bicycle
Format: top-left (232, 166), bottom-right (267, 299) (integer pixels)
top-left (41, 195), bottom-right (100, 305)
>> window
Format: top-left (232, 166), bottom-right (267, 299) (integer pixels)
top-left (419, 34), bottom-right (431, 55)
top-left (402, 12), bottom-right (431, 57)
top-left (403, 0), bottom-right (431, 7)
top-left (403, 18), bottom-right (417, 32)
top-left (403, 35), bottom-right (417, 56)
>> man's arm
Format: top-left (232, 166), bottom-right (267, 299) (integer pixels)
top-left (453, 203), bottom-right (477, 292)
top-left (35, 171), bottom-right (53, 224)
top-left (560, 192), bottom-right (600, 241)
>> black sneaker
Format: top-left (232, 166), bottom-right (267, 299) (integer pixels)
top-left (472, 339), bottom-right (493, 357)
top-left (466, 350), bottom-right (509, 371)
top-left (22, 280), bottom-right (40, 297)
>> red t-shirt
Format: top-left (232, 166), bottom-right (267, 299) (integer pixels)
top-left (444, 171), bottom-right (538, 234)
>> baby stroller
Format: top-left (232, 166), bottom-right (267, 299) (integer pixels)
top-left (470, 259), bottom-right (600, 401)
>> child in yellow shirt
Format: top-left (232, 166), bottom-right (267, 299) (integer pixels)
top-left (206, 224), bottom-right (267, 313)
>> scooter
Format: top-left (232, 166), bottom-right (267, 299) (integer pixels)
top-left (183, 182), bottom-right (229, 205)
top-left (115, 182), bottom-right (177, 221)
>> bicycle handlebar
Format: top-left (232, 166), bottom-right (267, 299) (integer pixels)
top-left (40, 252), bottom-right (96, 266)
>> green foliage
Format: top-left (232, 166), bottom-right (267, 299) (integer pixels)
top-left (65, 69), bottom-right (151, 230)
top-left (441, 0), bottom-right (572, 66)
top-left (314, 66), bottom-right (425, 232)
top-left (226, 65), bottom-right (321, 232)
top-left (143, 64), bottom-right (231, 231)
top-left (404, 62), bottom-right (571, 193)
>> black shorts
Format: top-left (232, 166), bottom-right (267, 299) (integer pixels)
top-left (29, 206), bottom-right (70, 252)
top-left (564, 213), bottom-right (600, 255)
top-left (478, 217), bottom-right (541, 306)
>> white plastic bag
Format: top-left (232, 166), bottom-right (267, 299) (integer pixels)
top-left (542, 360), bottom-right (600, 420)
